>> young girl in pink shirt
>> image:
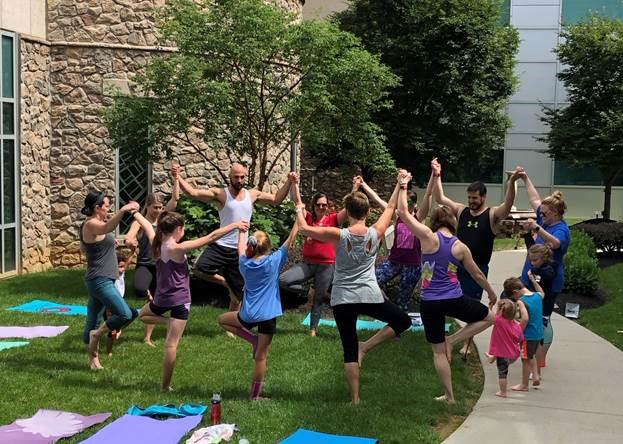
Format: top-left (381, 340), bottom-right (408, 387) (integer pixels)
top-left (486, 299), bottom-right (528, 398)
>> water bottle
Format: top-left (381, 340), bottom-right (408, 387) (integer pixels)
top-left (210, 392), bottom-right (221, 425)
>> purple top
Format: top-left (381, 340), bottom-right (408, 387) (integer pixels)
top-left (420, 232), bottom-right (463, 301)
top-left (154, 257), bottom-right (191, 307)
top-left (388, 217), bottom-right (421, 266)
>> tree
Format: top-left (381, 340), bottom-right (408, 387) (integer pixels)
top-left (103, 0), bottom-right (398, 190)
top-left (335, 0), bottom-right (519, 182)
top-left (541, 15), bottom-right (623, 219)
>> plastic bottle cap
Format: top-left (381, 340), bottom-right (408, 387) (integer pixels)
top-left (212, 393), bottom-right (221, 402)
top-left (239, 439), bottom-right (249, 444)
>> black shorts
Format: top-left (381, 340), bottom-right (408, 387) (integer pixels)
top-left (521, 339), bottom-right (540, 360)
top-left (194, 243), bottom-right (244, 298)
top-left (420, 296), bottom-right (489, 344)
top-left (237, 313), bottom-right (277, 335)
top-left (149, 301), bottom-right (190, 321)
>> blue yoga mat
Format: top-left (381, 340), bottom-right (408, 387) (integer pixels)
top-left (280, 429), bottom-right (377, 444)
top-left (0, 341), bottom-right (29, 351)
top-left (301, 313), bottom-right (450, 332)
top-left (7, 299), bottom-right (87, 316)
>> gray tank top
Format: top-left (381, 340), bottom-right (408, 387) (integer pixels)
top-left (331, 227), bottom-right (383, 306)
top-left (80, 222), bottom-right (119, 281)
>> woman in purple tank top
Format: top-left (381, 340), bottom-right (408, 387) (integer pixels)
top-left (133, 210), bottom-right (248, 392)
top-left (397, 167), bottom-right (496, 404)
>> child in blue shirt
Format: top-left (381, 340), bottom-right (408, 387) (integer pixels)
top-left (504, 276), bottom-right (544, 392)
top-left (218, 222), bottom-right (299, 400)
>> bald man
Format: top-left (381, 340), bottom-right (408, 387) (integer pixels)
top-left (173, 163), bottom-right (295, 310)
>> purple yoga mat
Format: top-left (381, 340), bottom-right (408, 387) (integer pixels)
top-left (0, 326), bottom-right (69, 339)
top-left (0, 409), bottom-right (111, 443)
top-left (80, 414), bottom-right (202, 444)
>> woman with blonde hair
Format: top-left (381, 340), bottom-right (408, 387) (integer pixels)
top-left (519, 173), bottom-right (571, 369)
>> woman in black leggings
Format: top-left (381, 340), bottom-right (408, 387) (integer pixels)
top-left (125, 176), bottom-right (178, 345)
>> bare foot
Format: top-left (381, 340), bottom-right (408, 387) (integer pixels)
top-left (309, 329), bottom-right (317, 337)
top-left (485, 353), bottom-right (496, 364)
top-left (351, 398), bottom-right (361, 406)
top-left (495, 391), bottom-right (507, 398)
top-left (532, 379), bottom-right (540, 388)
top-left (250, 396), bottom-right (270, 401)
top-left (107, 352), bottom-right (113, 357)
top-left (162, 386), bottom-right (173, 392)
top-left (87, 330), bottom-right (100, 357)
top-left (89, 355), bottom-right (104, 371)
top-left (115, 330), bottom-right (122, 340)
top-left (511, 384), bottom-right (529, 392)
top-left (144, 339), bottom-right (156, 347)
top-left (226, 331), bottom-right (236, 339)
top-left (434, 394), bottom-right (456, 404)
top-left (358, 341), bottom-right (367, 368)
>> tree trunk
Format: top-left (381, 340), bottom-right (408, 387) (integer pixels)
top-left (603, 178), bottom-right (612, 220)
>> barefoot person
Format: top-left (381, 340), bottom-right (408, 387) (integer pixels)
top-left (295, 173), bottom-right (412, 405)
top-left (80, 191), bottom-right (140, 370)
top-left (518, 173), bottom-right (570, 372)
top-left (174, 163), bottom-right (294, 315)
top-left (397, 168), bottom-right (496, 404)
top-left (353, 173), bottom-right (434, 312)
top-left (280, 184), bottom-right (352, 336)
top-left (432, 159), bottom-right (522, 355)
top-left (134, 210), bottom-right (249, 391)
top-left (217, 222), bottom-right (299, 400)
top-left (125, 177), bottom-right (179, 346)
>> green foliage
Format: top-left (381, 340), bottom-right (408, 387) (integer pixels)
top-left (102, 0), bottom-right (398, 189)
top-left (573, 221), bottom-right (623, 254)
top-left (541, 14), bottom-right (623, 218)
top-left (335, 0), bottom-right (519, 181)
top-left (175, 196), bottom-right (295, 256)
top-left (564, 230), bottom-right (599, 295)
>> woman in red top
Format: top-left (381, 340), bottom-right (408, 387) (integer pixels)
top-left (279, 183), bottom-right (349, 336)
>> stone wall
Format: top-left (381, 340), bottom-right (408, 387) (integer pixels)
top-left (45, 0), bottom-right (304, 268)
top-left (20, 39), bottom-right (53, 273)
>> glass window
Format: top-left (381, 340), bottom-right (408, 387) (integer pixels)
top-left (563, 0), bottom-right (623, 25)
top-left (2, 103), bottom-right (13, 135)
top-left (3, 227), bottom-right (15, 272)
top-left (118, 148), bottom-right (150, 232)
top-left (1, 36), bottom-right (13, 99)
top-left (500, 0), bottom-right (511, 26)
top-left (3, 140), bottom-right (14, 224)
top-left (554, 160), bottom-right (623, 186)
top-left (443, 149), bottom-right (504, 184)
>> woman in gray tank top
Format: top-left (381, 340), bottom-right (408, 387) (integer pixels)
top-left (295, 173), bottom-right (412, 405)
top-left (80, 191), bottom-right (140, 370)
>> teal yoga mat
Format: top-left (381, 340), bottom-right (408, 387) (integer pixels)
top-left (7, 299), bottom-right (87, 316)
top-left (280, 429), bottom-right (377, 444)
top-left (301, 313), bottom-right (450, 332)
top-left (0, 341), bottom-right (29, 351)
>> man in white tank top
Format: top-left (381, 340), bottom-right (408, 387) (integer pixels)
top-left (173, 163), bottom-right (295, 311)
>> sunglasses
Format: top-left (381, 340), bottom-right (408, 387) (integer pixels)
top-left (315, 203), bottom-right (328, 208)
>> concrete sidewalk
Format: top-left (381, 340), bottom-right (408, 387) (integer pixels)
top-left (443, 250), bottom-right (623, 444)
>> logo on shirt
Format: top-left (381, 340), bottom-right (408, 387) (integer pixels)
top-left (447, 263), bottom-right (458, 284)
top-left (467, 221), bottom-right (479, 228)
top-left (421, 261), bottom-right (434, 289)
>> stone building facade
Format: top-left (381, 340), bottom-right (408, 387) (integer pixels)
top-left (9, 0), bottom-right (303, 275)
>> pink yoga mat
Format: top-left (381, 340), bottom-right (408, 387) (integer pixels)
top-left (0, 326), bottom-right (69, 339)
top-left (0, 409), bottom-right (111, 443)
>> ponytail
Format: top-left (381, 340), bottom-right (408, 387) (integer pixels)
top-left (152, 211), bottom-right (185, 259)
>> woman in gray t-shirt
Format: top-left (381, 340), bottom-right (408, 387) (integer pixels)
top-left (294, 173), bottom-right (412, 405)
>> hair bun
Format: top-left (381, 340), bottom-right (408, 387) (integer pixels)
top-left (80, 206), bottom-right (90, 216)
top-left (552, 191), bottom-right (563, 200)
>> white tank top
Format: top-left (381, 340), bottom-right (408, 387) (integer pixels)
top-left (217, 188), bottom-right (253, 249)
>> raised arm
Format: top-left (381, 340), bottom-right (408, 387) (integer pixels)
top-left (85, 201), bottom-right (139, 236)
top-left (173, 165), bottom-right (222, 204)
top-left (415, 171), bottom-right (435, 222)
top-left (397, 174), bottom-right (435, 243)
top-left (431, 158), bottom-right (465, 217)
top-left (177, 221), bottom-right (249, 253)
top-left (527, 270), bottom-right (545, 298)
top-left (455, 242), bottom-right (497, 307)
top-left (372, 179), bottom-right (401, 238)
top-left (521, 172), bottom-right (542, 211)
top-left (164, 173), bottom-right (180, 212)
top-left (492, 166), bottom-right (523, 222)
top-left (282, 220), bottom-right (299, 250)
top-left (237, 227), bottom-right (248, 256)
top-left (337, 176), bottom-right (363, 225)
top-left (359, 177), bottom-right (388, 210)
top-left (517, 300), bottom-right (529, 330)
top-left (252, 173), bottom-right (293, 205)
top-left (124, 219), bottom-right (141, 250)
top-left (295, 203), bottom-right (340, 244)
top-left (131, 212), bottom-right (156, 244)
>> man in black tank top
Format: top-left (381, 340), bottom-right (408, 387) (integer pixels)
top-left (432, 159), bottom-right (523, 354)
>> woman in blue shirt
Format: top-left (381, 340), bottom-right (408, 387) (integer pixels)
top-left (218, 222), bottom-right (299, 400)
top-left (519, 172), bottom-right (571, 370)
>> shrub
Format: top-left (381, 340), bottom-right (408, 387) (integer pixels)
top-left (564, 230), bottom-right (599, 296)
top-left (572, 220), bottom-right (623, 254)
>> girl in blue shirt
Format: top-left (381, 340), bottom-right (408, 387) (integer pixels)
top-left (218, 223), bottom-right (299, 400)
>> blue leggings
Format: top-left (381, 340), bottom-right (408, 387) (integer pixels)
top-left (83, 277), bottom-right (138, 344)
top-left (375, 260), bottom-right (421, 312)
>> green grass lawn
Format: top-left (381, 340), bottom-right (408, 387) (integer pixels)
top-left (577, 263), bottom-right (623, 351)
top-left (0, 269), bottom-right (483, 443)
